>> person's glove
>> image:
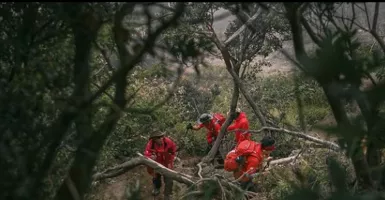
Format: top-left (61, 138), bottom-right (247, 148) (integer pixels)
top-left (186, 123), bottom-right (193, 130)
top-left (235, 156), bottom-right (245, 164)
top-left (150, 154), bottom-right (156, 160)
top-left (244, 173), bottom-right (253, 180)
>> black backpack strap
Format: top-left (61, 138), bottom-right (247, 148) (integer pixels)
top-left (151, 139), bottom-right (154, 150)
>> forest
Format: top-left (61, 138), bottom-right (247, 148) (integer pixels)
top-left (2, 2), bottom-right (385, 200)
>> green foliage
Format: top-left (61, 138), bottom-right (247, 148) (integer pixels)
top-left (259, 150), bottom-right (355, 200)
top-left (244, 73), bottom-right (329, 128)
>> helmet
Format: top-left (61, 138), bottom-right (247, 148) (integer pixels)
top-left (261, 136), bottom-right (275, 149)
top-left (150, 131), bottom-right (165, 139)
top-left (198, 113), bottom-right (213, 124)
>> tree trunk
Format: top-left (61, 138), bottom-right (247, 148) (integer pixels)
top-left (55, 3), bottom-right (184, 199)
top-left (321, 83), bottom-right (374, 189)
top-left (284, 3), bottom-right (375, 189)
top-left (54, 6), bottom-right (103, 200)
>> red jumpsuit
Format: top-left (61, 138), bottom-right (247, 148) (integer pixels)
top-left (196, 118), bottom-right (222, 145)
top-left (227, 112), bottom-right (251, 144)
top-left (233, 143), bottom-right (263, 183)
top-left (144, 137), bottom-right (177, 172)
top-left (144, 137), bottom-right (177, 196)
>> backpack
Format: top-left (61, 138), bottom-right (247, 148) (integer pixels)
top-left (235, 140), bottom-right (259, 156)
top-left (213, 113), bottom-right (226, 126)
top-left (224, 150), bottom-right (239, 172)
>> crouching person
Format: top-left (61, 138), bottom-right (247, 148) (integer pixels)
top-left (144, 131), bottom-right (177, 200)
top-left (224, 136), bottom-right (275, 192)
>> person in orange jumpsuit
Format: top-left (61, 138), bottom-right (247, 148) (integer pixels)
top-left (186, 113), bottom-right (225, 164)
top-left (233, 136), bottom-right (275, 191)
top-left (227, 108), bottom-right (251, 145)
top-left (144, 131), bottom-right (177, 200)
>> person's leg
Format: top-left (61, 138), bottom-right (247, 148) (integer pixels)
top-left (215, 149), bottom-right (224, 165)
top-left (239, 180), bottom-right (255, 191)
top-left (152, 173), bottom-right (162, 196)
top-left (205, 143), bottom-right (212, 154)
top-left (163, 175), bottom-right (174, 200)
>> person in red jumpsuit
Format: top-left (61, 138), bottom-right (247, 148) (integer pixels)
top-left (144, 131), bottom-right (177, 200)
top-left (233, 136), bottom-right (275, 191)
top-left (227, 108), bottom-right (251, 145)
top-left (186, 113), bottom-right (225, 164)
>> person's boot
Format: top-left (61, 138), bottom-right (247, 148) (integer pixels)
top-left (151, 188), bottom-right (160, 196)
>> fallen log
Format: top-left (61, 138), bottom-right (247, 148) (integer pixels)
top-left (92, 153), bottom-right (304, 199)
top-left (270, 154), bottom-right (300, 166)
top-left (93, 153), bottom-right (195, 186)
top-left (93, 153), bottom-right (300, 183)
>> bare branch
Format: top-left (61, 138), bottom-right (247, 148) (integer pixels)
top-left (224, 8), bottom-right (262, 46)
top-left (210, 31), bottom-right (267, 127)
top-left (350, 3), bottom-right (356, 30)
top-left (333, 15), bottom-right (368, 32)
top-left (94, 41), bottom-right (117, 71)
top-left (85, 3), bottom-right (185, 106)
top-left (91, 82), bottom-right (114, 101)
top-left (64, 177), bottom-right (81, 200)
top-left (93, 153), bottom-right (195, 185)
top-left (269, 154), bottom-right (301, 166)
top-left (363, 3), bottom-right (371, 30)
top-left (300, 16), bottom-right (322, 46)
top-left (371, 2), bottom-right (379, 31)
top-left (246, 127), bottom-right (341, 151)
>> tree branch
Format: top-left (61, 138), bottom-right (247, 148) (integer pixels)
top-left (244, 127), bottom-right (340, 151)
top-left (94, 41), bottom-right (117, 71)
top-left (371, 2), bottom-right (379, 32)
top-left (93, 153), bottom-right (195, 185)
top-left (300, 16), bottom-right (322, 46)
top-left (202, 24), bottom-right (267, 163)
top-left (224, 8), bottom-right (262, 47)
top-left (92, 152), bottom-right (302, 198)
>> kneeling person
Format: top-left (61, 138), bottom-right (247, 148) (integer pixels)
top-left (224, 136), bottom-right (275, 191)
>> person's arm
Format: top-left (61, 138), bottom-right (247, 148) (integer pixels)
top-left (192, 123), bottom-right (204, 130)
top-left (206, 131), bottom-right (213, 144)
top-left (227, 123), bottom-right (237, 131)
top-left (144, 140), bottom-right (153, 158)
top-left (213, 122), bottom-right (221, 134)
top-left (168, 138), bottom-right (177, 161)
top-left (243, 155), bottom-right (263, 178)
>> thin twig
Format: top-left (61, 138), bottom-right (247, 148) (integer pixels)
top-left (197, 163), bottom-right (203, 179)
top-left (215, 176), bottom-right (227, 200)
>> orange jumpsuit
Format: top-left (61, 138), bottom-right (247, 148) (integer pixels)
top-left (227, 112), bottom-right (251, 144)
